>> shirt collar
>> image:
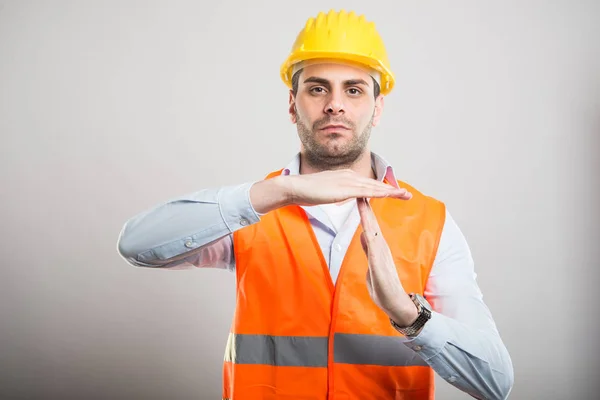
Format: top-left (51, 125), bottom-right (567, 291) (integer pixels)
top-left (280, 151), bottom-right (400, 189)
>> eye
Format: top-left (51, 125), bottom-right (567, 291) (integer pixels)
top-left (309, 86), bottom-right (327, 94)
top-left (347, 88), bottom-right (362, 96)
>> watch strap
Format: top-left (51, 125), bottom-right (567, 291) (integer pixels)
top-left (390, 293), bottom-right (432, 336)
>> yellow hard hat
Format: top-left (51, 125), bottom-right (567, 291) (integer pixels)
top-left (280, 9), bottom-right (395, 95)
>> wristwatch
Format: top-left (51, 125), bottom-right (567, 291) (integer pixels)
top-left (390, 293), bottom-right (432, 336)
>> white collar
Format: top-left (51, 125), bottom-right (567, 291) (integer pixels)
top-left (280, 151), bottom-right (400, 189)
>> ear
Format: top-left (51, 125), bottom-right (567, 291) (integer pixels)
top-left (288, 90), bottom-right (297, 124)
top-left (371, 94), bottom-right (385, 127)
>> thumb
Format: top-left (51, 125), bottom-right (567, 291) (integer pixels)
top-left (360, 231), bottom-right (369, 255)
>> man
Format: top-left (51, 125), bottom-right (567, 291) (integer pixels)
top-left (117, 9), bottom-right (514, 400)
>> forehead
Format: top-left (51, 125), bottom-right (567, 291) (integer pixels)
top-left (299, 62), bottom-right (373, 85)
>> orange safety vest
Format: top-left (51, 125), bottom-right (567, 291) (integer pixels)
top-left (223, 169), bottom-right (446, 400)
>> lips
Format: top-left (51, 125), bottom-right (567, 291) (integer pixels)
top-left (320, 124), bottom-right (349, 130)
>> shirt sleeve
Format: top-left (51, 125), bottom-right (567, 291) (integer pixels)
top-left (116, 181), bottom-right (262, 270)
top-left (401, 209), bottom-right (514, 400)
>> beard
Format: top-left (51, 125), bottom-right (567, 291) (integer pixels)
top-left (296, 112), bottom-right (374, 170)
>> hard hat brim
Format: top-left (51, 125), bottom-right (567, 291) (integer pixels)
top-left (280, 51), bottom-right (395, 95)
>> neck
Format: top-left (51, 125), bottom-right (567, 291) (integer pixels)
top-left (299, 150), bottom-right (376, 179)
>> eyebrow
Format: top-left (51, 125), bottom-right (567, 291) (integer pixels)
top-left (303, 76), bottom-right (371, 87)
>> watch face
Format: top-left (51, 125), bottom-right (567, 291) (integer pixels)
top-left (414, 294), bottom-right (431, 310)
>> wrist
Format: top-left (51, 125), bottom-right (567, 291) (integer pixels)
top-left (389, 293), bottom-right (432, 337)
top-left (249, 176), bottom-right (293, 214)
top-left (388, 300), bottom-right (419, 328)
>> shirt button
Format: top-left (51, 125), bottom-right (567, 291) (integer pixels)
top-left (414, 345), bottom-right (422, 351)
top-left (184, 240), bottom-right (195, 248)
top-left (240, 218), bottom-right (249, 226)
top-left (334, 244), bottom-right (342, 252)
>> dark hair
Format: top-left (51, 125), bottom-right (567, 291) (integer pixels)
top-left (291, 68), bottom-right (381, 98)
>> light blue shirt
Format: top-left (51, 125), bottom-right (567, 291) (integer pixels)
top-left (117, 152), bottom-right (514, 400)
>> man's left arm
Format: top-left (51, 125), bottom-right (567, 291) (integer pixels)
top-left (402, 209), bottom-right (514, 400)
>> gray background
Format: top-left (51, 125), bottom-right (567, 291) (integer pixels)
top-left (1, 1), bottom-right (598, 399)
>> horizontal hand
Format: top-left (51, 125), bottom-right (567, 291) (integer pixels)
top-left (250, 169), bottom-right (412, 214)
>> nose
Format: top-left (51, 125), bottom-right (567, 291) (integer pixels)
top-left (324, 90), bottom-right (345, 115)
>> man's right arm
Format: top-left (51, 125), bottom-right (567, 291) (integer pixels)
top-left (116, 181), bottom-right (258, 270)
top-left (116, 171), bottom-right (409, 270)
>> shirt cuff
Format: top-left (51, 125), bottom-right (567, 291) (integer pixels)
top-left (402, 311), bottom-right (450, 361)
top-left (218, 181), bottom-right (262, 232)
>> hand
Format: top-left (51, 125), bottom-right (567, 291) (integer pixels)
top-left (357, 198), bottom-right (418, 327)
top-left (284, 169), bottom-right (412, 206)
top-left (250, 169), bottom-right (412, 214)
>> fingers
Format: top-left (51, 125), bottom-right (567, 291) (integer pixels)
top-left (375, 188), bottom-right (412, 200)
top-left (357, 198), bottom-right (370, 228)
top-left (329, 169), bottom-right (412, 200)
top-left (358, 199), bottom-right (375, 256)
top-left (360, 231), bottom-right (369, 255)
top-left (352, 177), bottom-right (412, 200)
top-left (354, 185), bottom-right (411, 201)
top-left (357, 198), bottom-right (381, 239)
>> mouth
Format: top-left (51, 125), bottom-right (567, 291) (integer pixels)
top-left (320, 124), bottom-right (350, 131)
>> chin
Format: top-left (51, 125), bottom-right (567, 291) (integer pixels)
top-left (324, 148), bottom-right (358, 160)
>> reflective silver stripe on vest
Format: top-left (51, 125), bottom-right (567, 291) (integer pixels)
top-left (225, 332), bottom-right (428, 367)
top-left (333, 333), bottom-right (429, 367)
top-left (225, 333), bottom-right (328, 367)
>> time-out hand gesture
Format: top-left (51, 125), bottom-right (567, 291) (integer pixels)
top-left (357, 198), bottom-right (418, 327)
